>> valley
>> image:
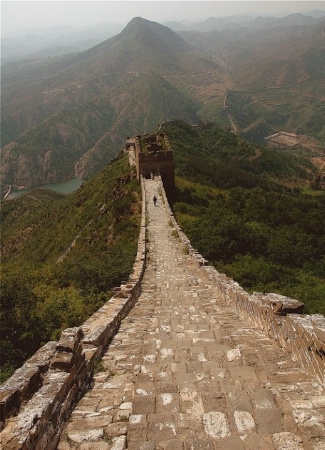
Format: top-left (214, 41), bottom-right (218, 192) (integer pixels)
top-left (1, 14), bottom-right (324, 191)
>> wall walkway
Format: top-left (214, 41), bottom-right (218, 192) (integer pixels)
top-left (57, 178), bottom-right (325, 450)
top-left (1, 177), bottom-right (325, 449)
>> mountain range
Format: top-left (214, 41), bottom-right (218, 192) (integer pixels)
top-left (1, 14), bottom-right (325, 190)
top-left (168, 11), bottom-right (325, 32)
top-left (1, 22), bottom-right (125, 62)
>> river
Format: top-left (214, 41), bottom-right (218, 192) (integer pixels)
top-left (7, 178), bottom-right (84, 200)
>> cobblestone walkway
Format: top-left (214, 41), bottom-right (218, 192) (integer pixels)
top-left (58, 179), bottom-right (325, 450)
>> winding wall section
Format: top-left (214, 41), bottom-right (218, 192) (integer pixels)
top-left (1, 176), bottom-right (325, 450)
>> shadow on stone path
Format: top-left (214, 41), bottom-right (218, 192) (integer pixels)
top-left (58, 178), bottom-right (325, 450)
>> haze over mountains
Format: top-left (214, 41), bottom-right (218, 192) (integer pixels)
top-left (1, 13), bottom-right (325, 190)
top-left (2, 9), bottom-right (324, 62)
top-left (1, 22), bottom-right (127, 62)
top-left (167, 10), bottom-right (325, 32)
top-left (2, 15), bottom-right (226, 64)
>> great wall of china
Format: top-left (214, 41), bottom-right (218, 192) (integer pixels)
top-left (1, 135), bottom-right (325, 449)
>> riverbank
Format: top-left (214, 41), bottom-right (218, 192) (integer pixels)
top-left (6, 178), bottom-right (84, 200)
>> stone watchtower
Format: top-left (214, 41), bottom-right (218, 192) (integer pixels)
top-left (127, 133), bottom-right (175, 198)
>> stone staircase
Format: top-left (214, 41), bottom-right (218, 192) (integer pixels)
top-left (56, 178), bottom-right (325, 450)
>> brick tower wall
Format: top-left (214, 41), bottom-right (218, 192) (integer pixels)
top-left (134, 134), bottom-right (175, 199)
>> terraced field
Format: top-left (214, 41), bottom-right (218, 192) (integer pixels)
top-left (164, 54), bottom-right (231, 103)
top-left (227, 78), bottom-right (325, 144)
top-left (251, 90), bottom-right (294, 108)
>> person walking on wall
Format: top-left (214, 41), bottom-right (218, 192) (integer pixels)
top-left (153, 195), bottom-right (157, 206)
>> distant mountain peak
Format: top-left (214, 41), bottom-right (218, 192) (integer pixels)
top-left (122, 16), bottom-right (151, 31)
top-left (128, 16), bottom-right (150, 25)
top-left (119, 16), bottom-right (190, 52)
top-left (121, 16), bottom-right (166, 36)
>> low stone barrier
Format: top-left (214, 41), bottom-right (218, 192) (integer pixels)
top-left (158, 178), bottom-right (325, 386)
top-left (0, 179), bottom-right (147, 449)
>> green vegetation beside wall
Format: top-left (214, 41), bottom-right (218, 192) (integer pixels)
top-left (173, 177), bottom-right (325, 316)
top-left (1, 120), bottom-right (324, 383)
top-left (162, 121), bottom-right (325, 316)
top-left (0, 155), bottom-right (141, 383)
top-left (162, 120), bottom-right (314, 191)
top-left (198, 99), bottom-right (230, 129)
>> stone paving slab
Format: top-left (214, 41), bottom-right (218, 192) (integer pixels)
top-left (58, 178), bottom-right (325, 450)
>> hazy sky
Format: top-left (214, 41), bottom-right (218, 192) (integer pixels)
top-left (2, 1), bottom-right (325, 36)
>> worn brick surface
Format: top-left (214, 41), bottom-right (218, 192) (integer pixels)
top-left (58, 178), bottom-right (325, 450)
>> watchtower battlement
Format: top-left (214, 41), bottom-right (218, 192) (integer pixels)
top-left (127, 133), bottom-right (175, 198)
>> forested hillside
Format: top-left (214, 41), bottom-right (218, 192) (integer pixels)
top-left (162, 121), bottom-right (325, 315)
top-left (0, 154), bottom-right (141, 382)
top-left (1, 121), bottom-right (325, 383)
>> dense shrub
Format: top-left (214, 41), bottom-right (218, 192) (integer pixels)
top-left (162, 122), bottom-right (324, 316)
top-left (0, 156), bottom-right (141, 382)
